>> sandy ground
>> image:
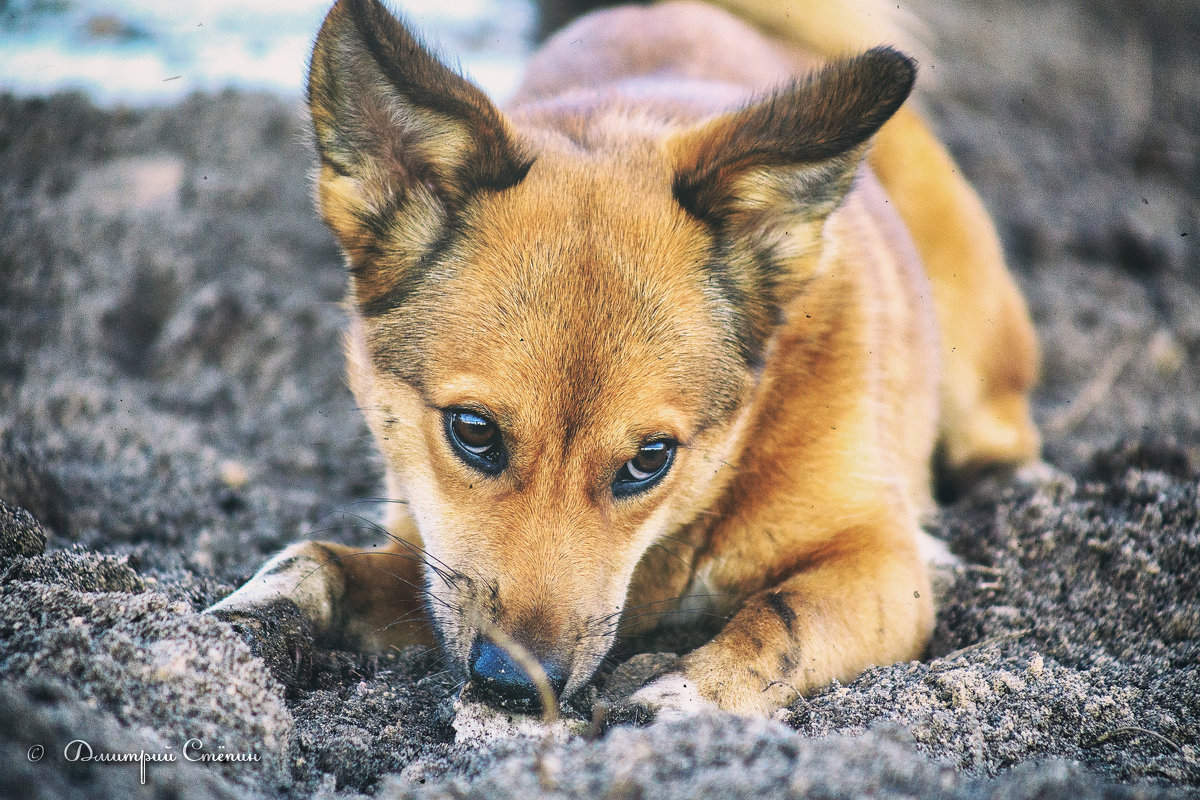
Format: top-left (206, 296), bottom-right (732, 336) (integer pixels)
top-left (1, 0), bottom-right (1197, 798)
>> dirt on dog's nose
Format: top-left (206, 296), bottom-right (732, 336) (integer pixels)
top-left (467, 638), bottom-right (568, 712)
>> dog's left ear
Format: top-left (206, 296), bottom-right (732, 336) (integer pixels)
top-left (308, 0), bottom-right (531, 311)
top-left (669, 46), bottom-right (915, 258)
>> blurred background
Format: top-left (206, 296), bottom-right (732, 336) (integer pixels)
top-left (0, 0), bottom-right (535, 104)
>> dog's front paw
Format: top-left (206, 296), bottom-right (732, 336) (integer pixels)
top-left (206, 597), bottom-right (314, 693)
top-left (605, 672), bottom-right (718, 727)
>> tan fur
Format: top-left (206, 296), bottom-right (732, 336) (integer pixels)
top-left (207, 0), bottom-right (1039, 717)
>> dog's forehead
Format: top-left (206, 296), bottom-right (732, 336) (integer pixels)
top-left (418, 155), bottom-right (748, 430)
top-left (467, 157), bottom-right (703, 327)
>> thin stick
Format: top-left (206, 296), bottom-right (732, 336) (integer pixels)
top-left (936, 628), bottom-right (1031, 662)
top-left (1044, 339), bottom-right (1136, 434)
top-left (475, 619), bottom-right (560, 724)
top-left (1091, 726), bottom-right (1186, 757)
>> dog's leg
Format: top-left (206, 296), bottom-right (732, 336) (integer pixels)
top-left (870, 106), bottom-right (1041, 485)
top-left (205, 524), bottom-right (432, 686)
top-left (623, 517), bottom-right (932, 718)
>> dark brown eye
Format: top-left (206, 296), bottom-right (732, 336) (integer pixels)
top-left (445, 409), bottom-right (505, 474)
top-left (453, 411), bottom-right (496, 452)
top-left (628, 442), bottom-right (670, 478)
top-left (613, 439), bottom-right (676, 498)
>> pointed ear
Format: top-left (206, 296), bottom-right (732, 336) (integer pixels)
top-left (669, 47), bottom-right (916, 233)
top-left (308, 0), bottom-right (531, 311)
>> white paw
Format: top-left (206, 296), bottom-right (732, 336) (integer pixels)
top-left (627, 672), bottom-right (717, 722)
top-left (916, 529), bottom-right (960, 569)
top-left (1013, 459), bottom-right (1070, 488)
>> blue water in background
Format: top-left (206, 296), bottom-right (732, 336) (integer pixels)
top-left (0, 0), bottom-right (534, 105)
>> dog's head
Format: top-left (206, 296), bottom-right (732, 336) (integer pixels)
top-left (308, 0), bottom-right (914, 706)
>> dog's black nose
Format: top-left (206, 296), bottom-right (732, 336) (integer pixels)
top-left (467, 639), bottom-right (567, 710)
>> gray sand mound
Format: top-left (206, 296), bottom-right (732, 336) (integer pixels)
top-left (1, 1), bottom-right (1196, 797)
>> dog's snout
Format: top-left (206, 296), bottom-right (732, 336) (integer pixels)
top-left (467, 638), bottom-right (567, 710)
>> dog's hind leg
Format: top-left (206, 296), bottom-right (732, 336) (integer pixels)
top-left (869, 106), bottom-right (1041, 489)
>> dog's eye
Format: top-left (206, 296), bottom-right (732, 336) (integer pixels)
top-left (613, 439), bottom-right (676, 498)
top-left (445, 409), bottom-right (505, 475)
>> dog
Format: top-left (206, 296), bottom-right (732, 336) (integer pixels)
top-left (207, 0), bottom-right (1040, 718)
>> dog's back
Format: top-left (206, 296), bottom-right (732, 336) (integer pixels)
top-left (516, 2), bottom-right (811, 109)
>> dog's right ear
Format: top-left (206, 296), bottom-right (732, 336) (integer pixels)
top-left (308, 0), bottom-right (531, 310)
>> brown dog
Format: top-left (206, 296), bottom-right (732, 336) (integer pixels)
top-left (208, 0), bottom-right (1039, 717)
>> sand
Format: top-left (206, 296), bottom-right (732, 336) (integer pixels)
top-left (0, 0), bottom-right (1196, 797)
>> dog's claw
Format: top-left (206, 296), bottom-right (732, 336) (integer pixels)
top-left (603, 672), bottom-right (718, 729)
top-left (601, 699), bottom-right (658, 729)
top-left (207, 598), bottom-right (314, 694)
